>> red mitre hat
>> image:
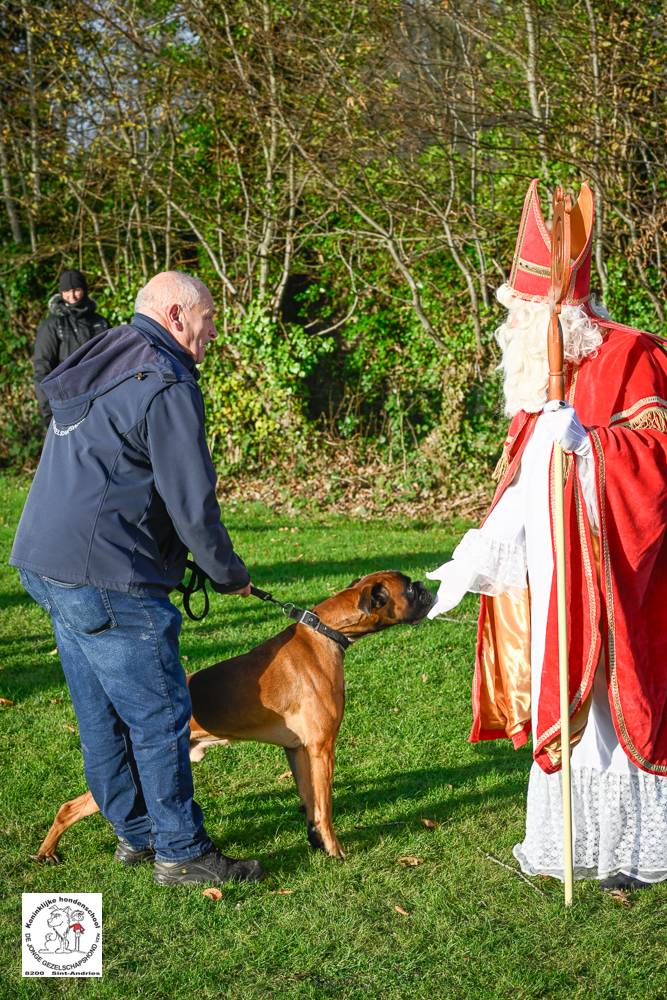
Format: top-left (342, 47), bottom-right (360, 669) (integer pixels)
top-left (508, 179), bottom-right (594, 306)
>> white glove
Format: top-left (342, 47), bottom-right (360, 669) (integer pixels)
top-left (425, 560), bottom-right (475, 618)
top-left (541, 400), bottom-right (591, 456)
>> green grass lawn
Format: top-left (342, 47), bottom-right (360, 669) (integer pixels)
top-left (0, 472), bottom-right (665, 999)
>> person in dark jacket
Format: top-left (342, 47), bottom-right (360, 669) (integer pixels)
top-left (11, 270), bottom-right (264, 888)
top-left (33, 269), bottom-right (109, 427)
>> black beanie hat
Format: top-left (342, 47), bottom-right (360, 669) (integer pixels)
top-left (58, 269), bottom-right (88, 294)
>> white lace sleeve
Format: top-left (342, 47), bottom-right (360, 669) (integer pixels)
top-left (454, 528), bottom-right (527, 592)
top-left (427, 470), bottom-right (527, 618)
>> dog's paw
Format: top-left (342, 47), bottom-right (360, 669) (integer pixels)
top-left (307, 821), bottom-right (325, 852)
top-left (31, 852), bottom-right (62, 865)
top-left (328, 840), bottom-right (346, 861)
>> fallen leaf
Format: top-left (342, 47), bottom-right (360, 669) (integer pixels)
top-left (420, 674), bottom-right (428, 683)
top-left (202, 887), bottom-right (223, 901)
top-left (277, 770), bottom-right (292, 781)
top-left (270, 889), bottom-right (295, 895)
top-left (394, 905), bottom-right (410, 916)
top-left (0, 697), bottom-right (14, 706)
top-left (397, 856), bottom-right (423, 867)
top-left (608, 889), bottom-right (632, 908)
top-left (421, 818), bottom-right (439, 830)
top-left (65, 724), bottom-right (77, 733)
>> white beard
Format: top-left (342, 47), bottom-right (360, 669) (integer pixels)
top-left (495, 284), bottom-right (606, 417)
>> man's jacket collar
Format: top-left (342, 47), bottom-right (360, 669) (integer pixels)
top-left (131, 313), bottom-right (199, 378)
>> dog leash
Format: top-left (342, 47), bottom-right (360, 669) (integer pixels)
top-left (177, 561), bottom-right (352, 651)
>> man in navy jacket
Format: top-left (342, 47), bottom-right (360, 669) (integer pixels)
top-left (11, 271), bottom-right (264, 887)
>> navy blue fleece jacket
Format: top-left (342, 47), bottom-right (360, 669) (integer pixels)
top-left (10, 313), bottom-right (249, 593)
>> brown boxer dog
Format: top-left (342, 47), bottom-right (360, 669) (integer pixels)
top-left (34, 571), bottom-right (434, 863)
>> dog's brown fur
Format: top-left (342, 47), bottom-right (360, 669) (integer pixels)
top-left (34, 571), bottom-right (433, 863)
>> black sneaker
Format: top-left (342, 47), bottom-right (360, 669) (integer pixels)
top-left (600, 873), bottom-right (651, 891)
top-left (153, 847), bottom-right (265, 886)
top-left (114, 838), bottom-right (156, 866)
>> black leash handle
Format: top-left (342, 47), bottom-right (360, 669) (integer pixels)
top-left (176, 561), bottom-right (210, 621)
top-left (249, 585), bottom-right (273, 603)
top-left (177, 562), bottom-right (351, 651)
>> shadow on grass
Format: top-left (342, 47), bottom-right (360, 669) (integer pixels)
top-left (27, 754), bottom-right (529, 876)
top-left (0, 590), bottom-right (34, 611)
top-left (202, 753), bottom-right (530, 871)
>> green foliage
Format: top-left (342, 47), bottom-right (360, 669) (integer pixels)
top-left (2, 0), bottom-right (667, 504)
top-left (604, 258), bottom-right (667, 334)
top-left (0, 258), bottom-right (46, 467)
top-left (200, 302), bottom-right (336, 466)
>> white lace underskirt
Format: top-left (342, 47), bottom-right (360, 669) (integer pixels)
top-left (514, 762), bottom-right (667, 882)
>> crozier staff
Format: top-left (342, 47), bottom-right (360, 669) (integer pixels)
top-left (427, 180), bottom-right (667, 892)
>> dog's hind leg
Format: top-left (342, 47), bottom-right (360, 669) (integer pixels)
top-left (32, 790), bottom-right (100, 864)
top-left (305, 741), bottom-right (345, 860)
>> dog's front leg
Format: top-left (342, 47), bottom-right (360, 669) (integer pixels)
top-left (305, 741), bottom-right (345, 860)
top-left (284, 746), bottom-right (312, 817)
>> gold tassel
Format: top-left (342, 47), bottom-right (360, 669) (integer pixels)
top-left (493, 452), bottom-right (509, 482)
top-left (619, 407), bottom-right (667, 432)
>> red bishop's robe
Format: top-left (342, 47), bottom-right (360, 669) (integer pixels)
top-left (470, 320), bottom-right (667, 776)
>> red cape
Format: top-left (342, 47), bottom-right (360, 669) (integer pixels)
top-left (470, 321), bottom-right (667, 775)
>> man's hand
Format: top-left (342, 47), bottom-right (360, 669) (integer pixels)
top-left (542, 400), bottom-right (591, 455)
top-left (210, 577), bottom-right (252, 596)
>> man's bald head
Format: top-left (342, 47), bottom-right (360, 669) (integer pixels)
top-left (135, 271), bottom-right (210, 317)
top-left (135, 271), bottom-right (218, 364)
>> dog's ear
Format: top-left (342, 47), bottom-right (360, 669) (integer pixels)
top-left (347, 577), bottom-right (361, 588)
top-left (358, 581), bottom-right (389, 615)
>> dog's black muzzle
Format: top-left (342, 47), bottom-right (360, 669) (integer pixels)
top-left (409, 580), bottom-right (436, 620)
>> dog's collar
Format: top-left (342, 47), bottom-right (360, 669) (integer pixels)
top-left (285, 606), bottom-right (352, 652)
top-left (251, 588), bottom-right (352, 652)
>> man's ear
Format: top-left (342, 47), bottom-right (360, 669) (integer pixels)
top-left (168, 303), bottom-right (182, 329)
top-left (358, 582), bottom-right (389, 615)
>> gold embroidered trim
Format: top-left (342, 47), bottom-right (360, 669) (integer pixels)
top-left (590, 429), bottom-right (667, 774)
top-left (610, 396), bottom-right (667, 427)
top-left (533, 189), bottom-right (551, 249)
top-left (538, 457), bottom-right (598, 750)
top-left (507, 289), bottom-right (591, 306)
top-left (516, 258), bottom-right (550, 278)
top-left (510, 191), bottom-right (533, 286)
top-left (567, 364), bottom-right (579, 406)
top-left (571, 470), bottom-right (600, 702)
top-left (495, 419), bottom-right (535, 497)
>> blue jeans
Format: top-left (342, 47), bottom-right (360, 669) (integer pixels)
top-left (19, 569), bottom-right (214, 863)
